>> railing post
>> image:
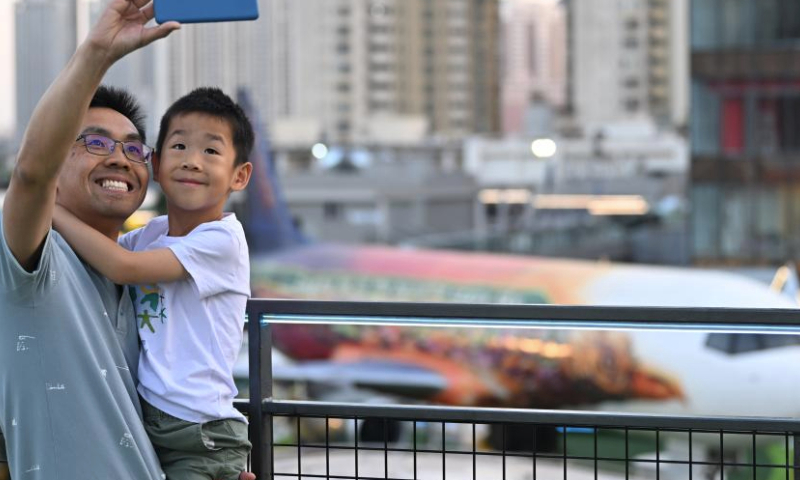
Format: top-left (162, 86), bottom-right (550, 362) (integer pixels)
top-left (247, 301), bottom-right (273, 479)
top-left (794, 433), bottom-right (799, 478)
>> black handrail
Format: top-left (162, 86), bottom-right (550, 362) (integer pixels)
top-left (245, 299), bottom-right (800, 479)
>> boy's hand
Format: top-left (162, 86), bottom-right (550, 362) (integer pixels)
top-left (85, 0), bottom-right (179, 65)
top-left (238, 473), bottom-right (256, 480)
top-left (51, 204), bottom-right (74, 232)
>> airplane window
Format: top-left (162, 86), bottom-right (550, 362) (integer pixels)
top-left (733, 334), bottom-right (761, 353)
top-left (705, 333), bottom-right (800, 354)
top-left (763, 334), bottom-right (800, 349)
top-left (706, 332), bottom-right (733, 353)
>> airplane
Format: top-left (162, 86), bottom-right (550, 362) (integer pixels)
top-left (232, 91), bottom-right (800, 464)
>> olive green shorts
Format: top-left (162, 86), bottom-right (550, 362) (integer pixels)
top-left (141, 399), bottom-right (251, 480)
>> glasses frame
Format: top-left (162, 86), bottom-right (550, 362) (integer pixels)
top-left (75, 133), bottom-right (153, 164)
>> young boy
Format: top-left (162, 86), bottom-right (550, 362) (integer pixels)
top-left (53, 87), bottom-right (254, 480)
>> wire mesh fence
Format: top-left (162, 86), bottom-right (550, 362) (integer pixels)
top-left (264, 402), bottom-right (800, 480)
top-left (243, 300), bottom-right (800, 480)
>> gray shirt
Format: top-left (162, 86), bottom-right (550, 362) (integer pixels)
top-left (0, 214), bottom-right (164, 479)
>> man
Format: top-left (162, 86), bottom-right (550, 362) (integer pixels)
top-left (0, 2), bottom-right (254, 479)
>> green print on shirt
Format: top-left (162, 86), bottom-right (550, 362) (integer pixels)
top-left (131, 284), bottom-right (167, 334)
top-left (140, 285), bottom-right (161, 311)
top-left (138, 310), bottom-right (156, 333)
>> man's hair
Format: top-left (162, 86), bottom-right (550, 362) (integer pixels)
top-left (156, 87), bottom-right (255, 166)
top-left (89, 85), bottom-right (148, 143)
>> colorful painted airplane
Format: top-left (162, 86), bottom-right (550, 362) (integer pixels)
top-left (234, 91), bottom-right (800, 429)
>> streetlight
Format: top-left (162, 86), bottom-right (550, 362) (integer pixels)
top-left (311, 143), bottom-right (329, 160)
top-left (531, 138), bottom-right (557, 159)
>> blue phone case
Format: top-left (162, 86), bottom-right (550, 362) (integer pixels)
top-left (155, 0), bottom-right (259, 24)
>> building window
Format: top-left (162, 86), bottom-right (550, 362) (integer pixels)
top-left (369, 81), bottom-right (393, 91)
top-left (527, 24), bottom-right (537, 75)
top-left (624, 98), bottom-right (640, 112)
top-left (777, 0), bottom-right (800, 40)
top-left (721, 97), bottom-right (744, 155)
top-left (749, 95), bottom-right (800, 154)
top-left (623, 77), bottom-right (640, 89)
top-left (324, 202), bottom-right (341, 219)
top-left (776, 96), bottom-right (800, 152)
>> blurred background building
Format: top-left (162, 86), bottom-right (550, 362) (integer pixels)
top-left (568, 0), bottom-right (688, 132)
top-left (14, 0), bottom-right (77, 141)
top-left (24, 0), bottom-right (800, 269)
top-left (691, 0), bottom-right (800, 265)
top-left (265, 0), bottom-right (500, 152)
top-left (499, 0), bottom-right (566, 136)
top-left (159, 2), bottom-right (272, 133)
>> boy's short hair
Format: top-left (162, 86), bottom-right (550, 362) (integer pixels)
top-left (156, 87), bottom-right (254, 166)
top-left (90, 85), bottom-right (148, 143)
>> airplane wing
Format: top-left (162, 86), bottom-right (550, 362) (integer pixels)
top-left (273, 360), bottom-right (448, 398)
top-left (234, 347), bottom-right (448, 399)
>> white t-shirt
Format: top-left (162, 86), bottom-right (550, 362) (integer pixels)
top-left (119, 213), bottom-right (250, 423)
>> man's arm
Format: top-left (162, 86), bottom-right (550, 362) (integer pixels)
top-left (53, 206), bottom-right (187, 284)
top-left (2, 0), bottom-right (178, 271)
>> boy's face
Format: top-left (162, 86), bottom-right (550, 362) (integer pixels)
top-left (153, 112), bottom-right (252, 225)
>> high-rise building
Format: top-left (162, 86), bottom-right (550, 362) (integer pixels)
top-left (267, 0), bottom-right (500, 147)
top-left (72, 0), bottom-right (271, 142)
top-left (499, 0), bottom-right (567, 136)
top-left (159, 0), bottom-right (272, 131)
top-left (568, 0), bottom-right (687, 132)
top-left (75, 0), bottom-right (162, 140)
top-left (690, 0), bottom-right (800, 264)
top-left (15, 0), bottom-right (77, 139)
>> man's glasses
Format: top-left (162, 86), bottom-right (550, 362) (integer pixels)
top-left (75, 134), bottom-right (153, 164)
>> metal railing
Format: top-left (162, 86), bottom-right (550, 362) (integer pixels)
top-left (243, 300), bottom-right (800, 479)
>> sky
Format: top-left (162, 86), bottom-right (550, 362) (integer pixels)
top-left (0, 0), bottom-right (14, 137)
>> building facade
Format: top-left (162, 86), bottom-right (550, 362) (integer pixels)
top-left (569, 0), bottom-right (687, 132)
top-left (691, 0), bottom-right (800, 264)
top-left (282, 165), bottom-right (478, 244)
top-left (499, 0), bottom-right (567, 136)
top-left (267, 0), bottom-right (500, 148)
top-left (159, 0), bottom-right (272, 130)
top-left (15, 0), bottom-right (77, 140)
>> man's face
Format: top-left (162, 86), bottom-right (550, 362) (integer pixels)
top-left (56, 107), bottom-right (150, 226)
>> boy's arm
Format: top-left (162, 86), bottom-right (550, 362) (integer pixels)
top-left (53, 206), bottom-right (187, 285)
top-left (2, 0), bottom-right (178, 271)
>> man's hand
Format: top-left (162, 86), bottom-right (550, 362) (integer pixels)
top-left (3, 0), bottom-right (178, 271)
top-left (85, 0), bottom-right (179, 66)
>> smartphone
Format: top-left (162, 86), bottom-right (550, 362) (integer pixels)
top-left (154, 0), bottom-right (259, 24)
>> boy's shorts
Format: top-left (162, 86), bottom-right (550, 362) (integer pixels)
top-left (141, 399), bottom-right (251, 480)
